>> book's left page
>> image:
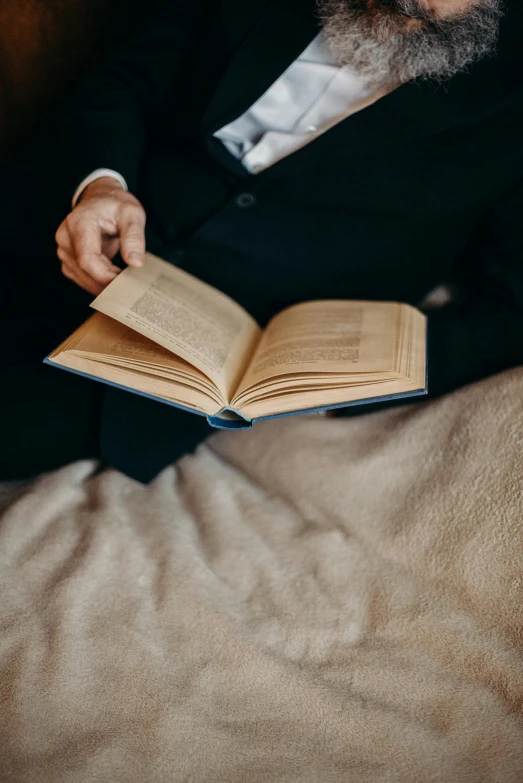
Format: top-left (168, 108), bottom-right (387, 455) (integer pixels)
top-left (47, 311), bottom-right (227, 416)
top-left (91, 253), bottom-right (261, 401)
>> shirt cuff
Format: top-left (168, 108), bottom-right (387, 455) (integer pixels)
top-left (72, 169), bottom-right (128, 207)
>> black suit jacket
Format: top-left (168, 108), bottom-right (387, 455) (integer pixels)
top-left (63, 0), bottom-right (523, 480)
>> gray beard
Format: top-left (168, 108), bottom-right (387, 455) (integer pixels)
top-left (316, 0), bottom-right (503, 87)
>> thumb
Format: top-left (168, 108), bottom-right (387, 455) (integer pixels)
top-left (119, 207), bottom-right (146, 268)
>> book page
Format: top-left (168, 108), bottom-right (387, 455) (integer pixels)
top-left (91, 253), bottom-right (261, 399)
top-left (238, 376), bottom-right (423, 420)
top-left (234, 303), bottom-right (427, 420)
top-left (60, 312), bottom-right (222, 400)
top-left (235, 300), bottom-right (399, 396)
top-left (47, 314), bottom-right (224, 416)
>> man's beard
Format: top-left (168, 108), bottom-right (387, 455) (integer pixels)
top-left (316, 0), bottom-right (503, 86)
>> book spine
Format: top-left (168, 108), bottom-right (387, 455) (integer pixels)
top-left (206, 408), bottom-right (253, 430)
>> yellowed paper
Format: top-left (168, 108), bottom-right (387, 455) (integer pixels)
top-left (64, 313), bottom-right (224, 402)
top-left (53, 351), bottom-right (220, 415)
top-left (236, 300), bottom-right (399, 396)
top-left (48, 259), bottom-right (426, 422)
top-left (91, 253), bottom-right (261, 398)
top-left (238, 376), bottom-right (423, 420)
top-left (48, 314), bottom-right (224, 415)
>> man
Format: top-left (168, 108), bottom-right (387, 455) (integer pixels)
top-left (3, 0), bottom-right (523, 482)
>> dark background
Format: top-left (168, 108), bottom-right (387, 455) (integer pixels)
top-left (0, 0), bottom-right (148, 359)
top-left (0, 0), bottom-right (145, 162)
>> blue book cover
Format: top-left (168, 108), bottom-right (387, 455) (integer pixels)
top-left (44, 344), bottom-right (428, 431)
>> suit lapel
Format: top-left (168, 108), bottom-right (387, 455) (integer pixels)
top-left (201, 0), bottom-right (319, 135)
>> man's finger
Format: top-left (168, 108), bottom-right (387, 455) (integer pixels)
top-left (61, 257), bottom-right (106, 295)
top-left (61, 263), bottom-right (103, 296)
top-left (57, 246), bottom-right (75, 266)
top-left (102, 234), bottom-right (121, 261)
top-left (119, 207), bottom-right (146, 268)
top-left (58, 248), bottom-right (109, 293)
top-left (69, 218), bottom-right (121, 283)
top-left (58, 234), bottom-right (120, 274)
top-left (55, 222), bottom-right (72, 252)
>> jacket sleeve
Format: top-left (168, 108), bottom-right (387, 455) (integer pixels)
top-left (426, 174), bottom-right (523, 398)
top-left (340, 174), bottom-right (523, 418)
top-left (61, 0), bottom-right (211, 196)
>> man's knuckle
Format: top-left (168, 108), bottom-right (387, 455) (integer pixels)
top-left (72, 221), bottom-right (97, 245)
top-left (123, 228), bottom-right (143, 243)
top-left (66, 210), bottom-right (80, 227)
top-left (123, 203), bottom-right (144, 221)
top-left (73, 208), bottom-right (97, 229)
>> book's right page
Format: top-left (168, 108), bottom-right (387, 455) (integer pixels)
top-left (232, 300), bottom-right (426, 420)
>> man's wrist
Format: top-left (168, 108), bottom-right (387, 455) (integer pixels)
top-left (72, 169), bottom-right (128, 207)
top-left (81, 177), bottom-right (125, 199)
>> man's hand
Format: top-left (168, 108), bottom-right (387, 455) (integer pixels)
top-left (55, 177), bottom-right (146, 295)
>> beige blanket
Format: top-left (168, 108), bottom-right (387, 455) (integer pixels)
top-left (1, 369), bottom-right (522, 783)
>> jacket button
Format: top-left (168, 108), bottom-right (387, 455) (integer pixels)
top-left (235, 192), bottom-right (257, 208)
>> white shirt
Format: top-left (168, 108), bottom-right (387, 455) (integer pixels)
top-left (73, 32), bottom-right (385, 203)
top-left (214, 32), bottom-right (377, 174)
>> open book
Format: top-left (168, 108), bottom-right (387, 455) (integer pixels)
top-left (45, 253), bottom-right (427, 429)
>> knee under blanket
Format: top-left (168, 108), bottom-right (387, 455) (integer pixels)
top-left (0, 368), bottom-right (522, 782)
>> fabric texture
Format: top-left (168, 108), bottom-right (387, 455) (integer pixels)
top-left (1, 367), bottom-right (522, 782)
